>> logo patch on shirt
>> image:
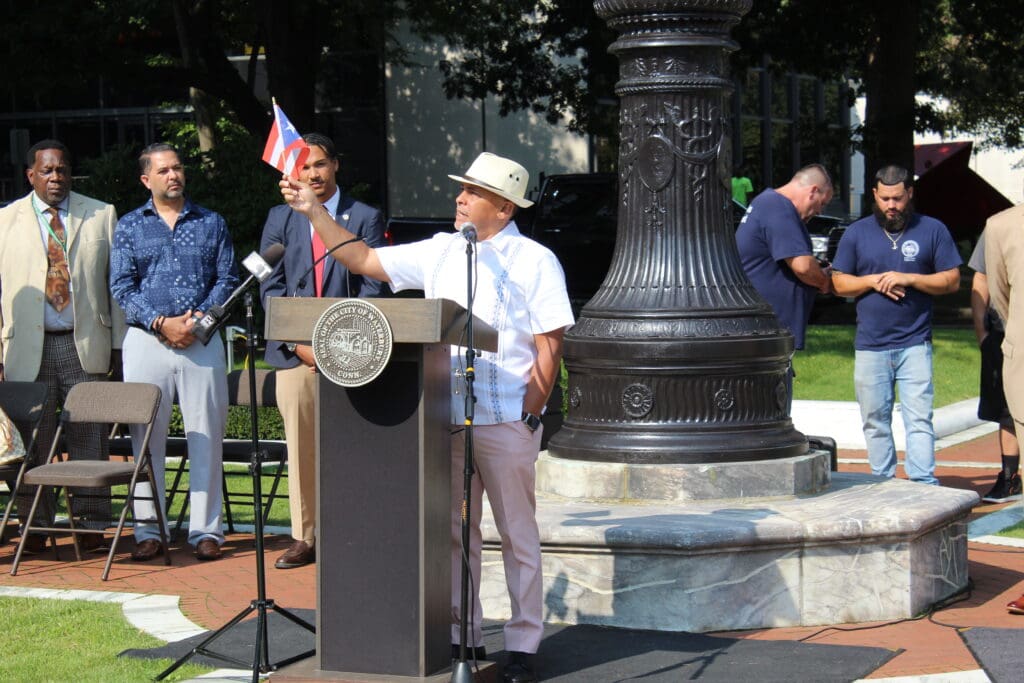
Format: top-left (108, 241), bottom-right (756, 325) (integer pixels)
top-left (901, 240), bottom-right (920, 262)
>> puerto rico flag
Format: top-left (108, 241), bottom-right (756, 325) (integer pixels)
top-left (262, 102), bottom-right (310, 179)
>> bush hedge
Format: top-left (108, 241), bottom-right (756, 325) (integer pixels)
top-left (168, 405), bottom-right (285, 441)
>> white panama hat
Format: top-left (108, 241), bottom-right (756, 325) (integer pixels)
top-left (448, 152), bottom-right (534, 208)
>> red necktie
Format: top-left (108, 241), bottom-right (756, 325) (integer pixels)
top-left (311, 228), bottom-right (326, 297)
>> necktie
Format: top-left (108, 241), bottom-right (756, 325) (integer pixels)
top-left (311, 228), bottom-right (327, 297)
top-left (45, 207), bottom-right (71, 312)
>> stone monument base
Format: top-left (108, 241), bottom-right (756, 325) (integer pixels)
top-left (537, 450), bottom-right (831, 501)
top-left (478, 462), bottom-right (977, 633)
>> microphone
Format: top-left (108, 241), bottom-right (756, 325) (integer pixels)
top-left (292, 236), bottom-right (365, 295)
top-left (460, 223), bottom-right (477, 243)
top-left (192, 243), bottom-right (286, 345)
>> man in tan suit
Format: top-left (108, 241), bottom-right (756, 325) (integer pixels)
top-left (0, 139), bottom-right (125, 553)
top-left (984, 200), bottom-right (1024, 615)
top-left (986, 203), bottom-right (1024, 430)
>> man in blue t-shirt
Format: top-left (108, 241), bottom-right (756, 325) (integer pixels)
top-left (736, 164), bottom-right (834, 352)
top-left (832, 165), bottom-right (961, 485)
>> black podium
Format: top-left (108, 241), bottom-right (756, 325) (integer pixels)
top-left (266, 298), bottom-right (497, 680)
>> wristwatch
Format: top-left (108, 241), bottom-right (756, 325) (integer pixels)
top-left (285, 342), bottom-right (298, 353)
top-left (521, 411), bottom-right (541, 432)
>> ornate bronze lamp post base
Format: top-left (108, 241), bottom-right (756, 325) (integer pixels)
top-left (549, 0), bottom-right (807, 465)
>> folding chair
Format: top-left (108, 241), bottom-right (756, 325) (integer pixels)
top-left (0, 382), bottom-right (48, 543)
top-left (10, 382), bottom-right (169, 581)
top-left (165, 369), bottom-right (288, 535)
top-left (221, 369), bottom-right (288, 532)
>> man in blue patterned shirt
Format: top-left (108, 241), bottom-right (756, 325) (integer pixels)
top-left (110, 142), bottom-right (238, 562)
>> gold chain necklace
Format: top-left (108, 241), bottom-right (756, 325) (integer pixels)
top-left (882, 226), bottom-right (904, 250)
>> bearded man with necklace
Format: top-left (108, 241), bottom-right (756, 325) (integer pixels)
top-left (832, 165), bottom-right (962, 485)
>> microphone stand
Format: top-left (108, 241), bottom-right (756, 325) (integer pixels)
top-left (452, 235), bottom-right (477, 683)
top-left (157, 291), bottom-right (315, 683)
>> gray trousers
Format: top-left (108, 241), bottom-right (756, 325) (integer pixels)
top-left (122, 327), bottom-right (227, 546)
top-left (17, 332), bottom-right (110, 532)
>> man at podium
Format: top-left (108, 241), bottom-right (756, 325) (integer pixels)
top-left (281, 152), bottom-right (574, 683)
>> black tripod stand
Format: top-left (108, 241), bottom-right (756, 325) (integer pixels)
top-left (157, 291), bottom-right (315, 683)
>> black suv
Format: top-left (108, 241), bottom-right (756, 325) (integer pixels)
top-left (521, 174), bottom-right (847, 308)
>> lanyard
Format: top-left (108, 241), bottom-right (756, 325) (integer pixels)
top-left (35, 203), bottom-right (68, 253)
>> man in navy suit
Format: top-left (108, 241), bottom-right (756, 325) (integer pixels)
top-left (259, 133), bottom-right (386, 569)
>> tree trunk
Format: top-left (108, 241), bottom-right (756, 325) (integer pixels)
top-left (173, 1), bottom-right (217, 152)
top-left (862, 0), bottom-right (918, 209)
top-left (264, 3), bottom-right (319, 132)
top-left (171, 0), bottom-right (271, 140)
top-left (190, 87), bottom-right (218, 154)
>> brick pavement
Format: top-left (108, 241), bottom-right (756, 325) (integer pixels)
top-left (1, 430), bottom-right (1022, 680)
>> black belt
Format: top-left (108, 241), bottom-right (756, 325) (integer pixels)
top-left (45, 329), bottom-right (74, 336)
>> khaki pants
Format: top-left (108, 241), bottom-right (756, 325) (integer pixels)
top-left (276, 364), bottom-right (318, 545)
top-left (450, 420), bottom-right (544, 654)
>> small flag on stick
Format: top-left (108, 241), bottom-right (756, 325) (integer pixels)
top-left (262, 99), bottom-right (310, 179)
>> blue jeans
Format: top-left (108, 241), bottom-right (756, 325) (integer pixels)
top-left (854, 343), bottom-right (939, 485)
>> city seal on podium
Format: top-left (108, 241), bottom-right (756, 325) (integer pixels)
top-left (312, 299), bottom-right (393, 387)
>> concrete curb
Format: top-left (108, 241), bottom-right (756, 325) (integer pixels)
top-left (793, 398), bottom-right (985, 450)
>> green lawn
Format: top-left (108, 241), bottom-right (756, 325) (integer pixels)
top-left (0, 597), bottom-right (212, 682)
top-left (99, 462), bottom-right (292, 529)
top-left (793, 326), bottom-right (978, 406)
top-left (164, 462), bottom-right (291, 528)
top-left (995, 519), bottom-right (1024, 539)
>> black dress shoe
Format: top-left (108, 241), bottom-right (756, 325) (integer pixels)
top-left (275, 540), bottom-right (315, 569)
top-left (450, 644), bottom-right (487, 661)
top-left (131, 539), bottom-right (164, 561)
top-left (503, 651), bottom-right (537, 683)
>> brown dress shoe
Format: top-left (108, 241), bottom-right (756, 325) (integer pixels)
top-left (77, 534), bottom-right (107, 553)
top-left (131, 539), bottom-right (165, 561)
top-left (20, 535), bottom-right (49, 555)
top-left (195, 538), bottom-right (222, 561)
top-left (1008, 594), bottom-right (1024, 614)
top-left (275, 540), bottom-right (315, 569)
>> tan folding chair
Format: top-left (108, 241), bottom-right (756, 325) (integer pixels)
top-left (0, 382), bottom-right (48, 543)
top-left (10, 382), bottom-right (169, 581)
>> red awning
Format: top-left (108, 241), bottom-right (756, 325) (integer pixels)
top-left (913, 141), bottom-right (1012, 242)
top-left (915, 141), bottom-right (973, 176)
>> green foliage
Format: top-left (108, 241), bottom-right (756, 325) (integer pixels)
top-left (71, 117), bottom-right (282, 256)
top-left (7, 0), bottom-right (1024, 182)
top-left (410, 0), bottom-right (618, 138)
top-left (792, 325), bottom-right (979, 406)
top-left (734, 1), bottom-right (1024, 151)
top-left (0, 597), bottom-right (211, 682)
top-left (168, 405), bottom-right (284, 441)
top-left (165, 464), bottom-right (291, 528)
top-left (996, 520), bottom-right (1024, 539)
top-left (161, 118), bottom-right (283, 256)
top-left (75, 145), bottom-right (147, 218)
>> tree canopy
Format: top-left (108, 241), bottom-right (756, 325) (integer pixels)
top-left (427, 1), bottom-right (1024, 190)
top-left (732, 0), bottom-right (1024, 189)
top-left (4, 1), bottom-right (1022, 190)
